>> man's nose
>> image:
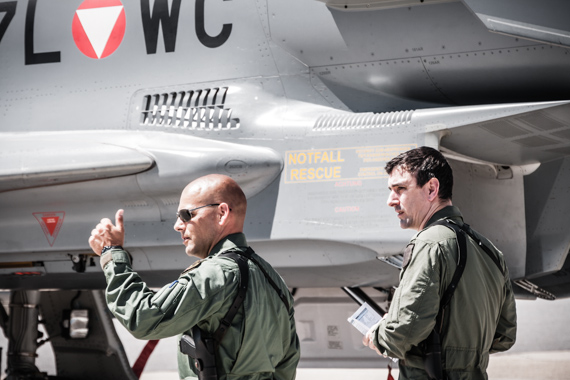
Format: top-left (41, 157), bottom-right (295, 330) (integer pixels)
top-left (387, 191), bottom-right (398, 207)
top-left (173, 217), bottom-right (184, 232)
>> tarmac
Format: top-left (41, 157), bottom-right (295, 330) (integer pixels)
top-left (136, 352), bottom-right (570, 380)
top-left (136, 351), bottom-right (570, 380)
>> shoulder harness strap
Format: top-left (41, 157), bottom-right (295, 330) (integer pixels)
top-left (430, 218), bottom-right (505, 333)
top-left (456, 222), bottom-right (505, 276)
top-left (242, 247), bottom-right (291, 311)
top-left (430, 219), bottom-right (467, 333)
top-left (213, 250), bottom-right (249, 344)
top-left (212, 247), bottom-right (291, 345)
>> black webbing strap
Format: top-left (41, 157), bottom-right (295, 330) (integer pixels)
top-left (213, 250), bottom-right (249, 344)
top-left (242, 247), bottom-right (291, 311)
top-left (211, 247), bottom-right (290, 345)
top-left (430, 218), bottom-right (504, 334)
top-left (454, 222), bottom-right (505, 276)
top-left (421, 219), bottom-right (506, 379)
top-left (430, 219), bottom-right (467, 333)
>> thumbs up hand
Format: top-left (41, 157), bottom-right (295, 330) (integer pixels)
top-left (89, 209), bottom-right (125, 255)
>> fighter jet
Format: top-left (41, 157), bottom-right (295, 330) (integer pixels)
top-left (1, 0), bottom-right (569, 378)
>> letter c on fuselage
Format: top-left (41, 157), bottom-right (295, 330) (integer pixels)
top-left (195, 0), bottom-right (232, 48)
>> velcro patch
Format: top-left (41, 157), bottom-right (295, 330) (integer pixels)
top-left (181, 259), bottom-right (203, 275)
top-left (402, 243), bottom-right (414, 269)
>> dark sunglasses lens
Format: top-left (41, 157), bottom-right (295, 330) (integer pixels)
top-left (178, 209), bottom-right (191, 222)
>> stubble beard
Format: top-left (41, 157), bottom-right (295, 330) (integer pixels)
top-left (399, 216), bottom-right (414, 230)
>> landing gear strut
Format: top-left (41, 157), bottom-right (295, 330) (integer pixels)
top-left (5, 290), bottom-right (48, 380)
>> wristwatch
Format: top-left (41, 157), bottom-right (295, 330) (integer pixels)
top-left (101, 245), bottom-right (123, 256)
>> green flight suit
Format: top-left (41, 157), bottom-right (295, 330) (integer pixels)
top-left (372, 206), bottom-right (517, 380)
top-left (101, 233), bottom-right (300, 380)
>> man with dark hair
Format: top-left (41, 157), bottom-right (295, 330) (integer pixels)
top-left (363, 146), bottom-right (517, 379)
top-left (89, 174), bottom-right (300, 380)
top-left (384, 146), bottom-right (453, 201)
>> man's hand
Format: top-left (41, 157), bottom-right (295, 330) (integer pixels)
top-left (89, 209), bottom-right (125, 256)
top-left (362, 327), bottom-right (386, 357)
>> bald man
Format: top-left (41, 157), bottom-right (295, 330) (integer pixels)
top-left (89, 174), bottom-right (300, 380)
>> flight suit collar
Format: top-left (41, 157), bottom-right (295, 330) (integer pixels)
top-left (208, 233), bottom-right (249, 258)
top-left (424, 205), bottom-right (463, 229)
top-left (406, 206), bottom-right (464, 260)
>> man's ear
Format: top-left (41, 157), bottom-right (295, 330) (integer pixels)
top-left (218, 203), bottom-right (231, 225)
top-left (426, 177), bottom-right (440, 202)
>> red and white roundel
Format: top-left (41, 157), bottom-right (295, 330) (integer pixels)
top-left (72, 0), bottom-right (126, 59)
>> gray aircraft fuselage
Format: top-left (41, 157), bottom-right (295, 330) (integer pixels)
top-left (2, 0), bottom-right (570, 377)
top-left (0, 0), bottom-right (569, 296)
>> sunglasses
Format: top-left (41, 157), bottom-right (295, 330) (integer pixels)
top-left (176, 204), bottom-right (220, 223)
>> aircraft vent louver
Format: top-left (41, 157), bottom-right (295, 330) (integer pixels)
top-left (122, 200), bottom-right (149, 207)
top-left (140, 87), bottom-right (240, 130)
top-left (313, 111), bottom-right (413, 131)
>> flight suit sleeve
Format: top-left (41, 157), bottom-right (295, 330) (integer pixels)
top-left (490, 270), bottom-right (517, 353)
top-left (372, 239), bottom-right (450, 359)
top-left (102, 249), bottom-right (238, 340)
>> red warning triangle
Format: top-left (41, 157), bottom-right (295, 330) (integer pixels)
top-left (34, 212), bottom-right (65, 247)
top-left (42, 216), bottom-right (60, 236)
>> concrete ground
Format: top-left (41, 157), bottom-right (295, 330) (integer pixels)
top-left (139, 351), bottom-right (570, 380)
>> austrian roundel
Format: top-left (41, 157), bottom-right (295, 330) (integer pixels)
top-left (72, 0), bottom-right (126, 59)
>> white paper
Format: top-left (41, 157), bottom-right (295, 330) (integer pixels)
top-left (347, 302), bottom-right (382, 335)
top-left (348, 303), bottom-right (399, 363)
